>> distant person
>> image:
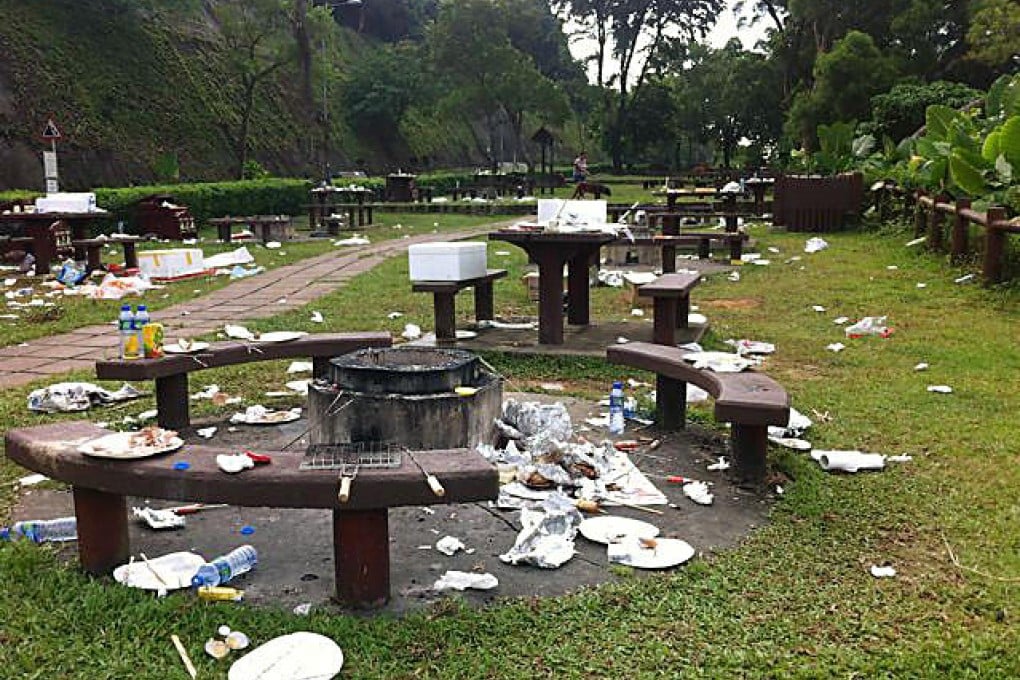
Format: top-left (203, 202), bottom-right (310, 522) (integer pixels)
top-left (572, 152), bottom-right (588, 183)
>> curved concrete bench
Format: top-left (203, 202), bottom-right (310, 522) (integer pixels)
top-left (5, 421), bottom-right (498, 607)
top-left (607, 341), bottom-right (789, 483)
top-left (95, 332), bottom-right (391, 429)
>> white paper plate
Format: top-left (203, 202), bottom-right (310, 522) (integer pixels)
top-left (455, 330), bottom-right (478, 340)
top-left (78, 432), bottom-right (184, 459)
top-left (578, 516), bottom-right (660, 545)
top-left (256, 331), bottom-right (308, 343)
top-left (768, 436), bottom-right (812, 451)
top-left (163, 341), bottom-right (210, 354)
top-left (234, 411), bottom-right (301, 425)
top-left (608, 538), bottom-right (695, 569)
top-left (113, 551), bottom-right (205, 591)
top-left (228, 632), bottom-right (344, 680)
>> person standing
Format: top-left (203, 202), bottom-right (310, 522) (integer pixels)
top-left (572, 152), bottom-right (588, 183)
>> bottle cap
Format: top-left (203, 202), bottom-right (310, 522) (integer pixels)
top-left (0, 527), bottom-right (9, 541)
top-left (121, 304), bottom-right (131, 311)
top-left (612, 381), bottom-right (623, 388)
top-left (137, 305), bottom-right (147, 311)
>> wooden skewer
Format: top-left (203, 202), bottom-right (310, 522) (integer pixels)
top-left (170, 634), bottom-right (197, 680)
top-left (139, 553), bottom-right (169, 588)
top-left (603, 499), bottom-right (665, 516)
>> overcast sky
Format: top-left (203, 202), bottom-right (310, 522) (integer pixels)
top-left (563, 0), bottom-right (773, 84)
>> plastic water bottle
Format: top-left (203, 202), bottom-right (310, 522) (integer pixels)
top-left (134, 305), bottom-right (150, 355)
top-left (609, 381), bottom-right (625, 435)
top-left (119, 304), bottom-right (139, 359)
top-left (1, 517), bottom-right (78, 543)
top-left (191, 545), bottom-right (258, 588)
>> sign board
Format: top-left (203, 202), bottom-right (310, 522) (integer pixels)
top-left (43, 151), bottom-right (58, 178)
top-left (42, 118), bottom-right (62, 140)
top-left (45, 179), bottom-right (60, 194)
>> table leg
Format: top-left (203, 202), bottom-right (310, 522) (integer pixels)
top-left (535, 254), bottom-right (565, 345)
top-left (677, 294), bottom-right (690, 329)
top-left (661, 245), bottom-right (676, 273)
top-left (155, 374), bottom-right (190, 429)
top-left (731, 424), bottom-right (767, 485)
top-left (218, 224), bottom-right (231, 243)
top-left (474, 281), bottom-right (494, 321)
top-left (84, 246), bottom-right (103, 272)
top-left (652, 297), bottom-right (677, 346)
top-left (333, 509), bottom-right (390, 608)
top-left (565, 252), bottom-right (592, 326)
top-left (433, 292), bottom-right (457, 341)
top-left (73, 487), bottom-right (128, 575)
top-left (122, 242), bottom-right (138, 269)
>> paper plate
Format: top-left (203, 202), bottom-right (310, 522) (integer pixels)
top-left (234, 411), bottom-right (301, 426)
top-left (608, 538), bottom-right (695, 570)
top-left (455, 330), bottom-right (478, 340)
top-left (228, 632), bottom-right (344, 680)
top-left (769, 436), bottom-right (812, 451)
top-left (163, 341), bottom-right (210, 354)
top-left (113, 551), bottom-right (205, 591)
top-left (256, 331), bottom-right (308, 343)
top-left (578, 516), bottom-right (660, 545)
top-left (78, 432), bottom-right (184, 459)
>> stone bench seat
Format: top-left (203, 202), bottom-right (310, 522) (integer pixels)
top-left (71, 235), bottom-right (141, 272)
top-left (411, 269), bottom-right (507, 341)
top-left (4, 421), bottom-right (498, 607)
top-left (637, 272), bottom-right (702, 345)
top-left (607, 341), bottom-right (789, 484)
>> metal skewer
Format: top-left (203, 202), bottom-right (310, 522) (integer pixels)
top-left (405, 449), bottom-right (445, 497)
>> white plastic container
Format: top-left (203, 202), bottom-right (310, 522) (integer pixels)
top-left (408, 242), bottom-right (486, 281)
top-left (35, 192), bottom-right (98, 213)
top-left (136, 248), bottom-right (207, 280)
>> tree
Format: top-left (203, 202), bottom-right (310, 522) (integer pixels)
top-left (864, 81), bottom-right (982, 142)
top-left (967, 0), bottom-right (1020, 72)
top-left (557, 0), bottom-right (725, 171)
top-left (785, 30), bottom-right (898, 150)
top-left (213, 0), bottom-right (295, 178)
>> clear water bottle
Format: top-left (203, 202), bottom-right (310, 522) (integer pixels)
top-left (119, 304), bottom-right (139, 359)
top-left (0, 517), bottom-right (78, 543)
top-left (191, 545), bottom-right (258, 588)
top-left (609, 381), bottom-right (625, 435)
top-left (133, 304), bottom-right (150, 355)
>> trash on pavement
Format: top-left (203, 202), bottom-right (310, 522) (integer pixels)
top-left (401, 323), bottom-right (422, 340)
top-left (682, 480), bottom-right (714, 505)
top-left (435, 536), bottom-right (466, 556)
top-left (497, 399), bottom-right (573, 454)
top-left (217, 454), bottom-right (255, 474)
top-left (578, 515), bottom-right (659, 544)
top-left (706, 457), bottom-right (730, 471)
top-left (133, 507), bottom-right (186, 530)
top-left (293, 603), bottom-right (313, 616)
top-left (499, 492), bottom-right (582, 569)
top-left (197, 427), bottom-right (217, 439)
top-left (27, 382), bottom-right (142, 413)
top-left (804, 237), bottom-right (829, 253)
top-left (870, 565), bottom-right (897, 578)
top-left (927, 385), bottom-right (953, 394)
top-left (198, 586), bottom-right (245, 602)
top-left (228, 632), bottom-right (344, 680)
top-left (811, 450), bottom-right (885, 473)
top-left (433, 570), bottom-right (499, 592)
top-left (607, 536), bottom-right (695, 569)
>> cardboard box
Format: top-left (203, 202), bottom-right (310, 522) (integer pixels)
top-left (409, 242), bottom-right (486, 281)
top-left (137, 248), bottom-right (207, 280)
top-left (35, 192), bottom-right (98, 213)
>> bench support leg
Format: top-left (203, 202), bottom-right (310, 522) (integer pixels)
top-left (731, 424), bottom-right (767, 485)
top-left (651, 298), bottom-right (677, 346)
top-left (698, 239), bottom-right (711, 260)
top-left (155, 374), bottom-right (190, 430)
top-left (333, 509), bottom-right (389, 608)
top-left (122, 242), bottom-right (138, 270)
top-left (729, 237), bottom-right (743, 263)
top-left (656, 375), bottom-right (686, 431)
top-left (676, 294), bottom-right (690, 330)
top-left (73, 487), bottom-right (128, 575)
top-left (474, 282), bottom-right (494, 321)
top-left (433, 292), bottom-right (457, 341)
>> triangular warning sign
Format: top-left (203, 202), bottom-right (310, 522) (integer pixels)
top-left (42, 119), bottom-right (62, 140)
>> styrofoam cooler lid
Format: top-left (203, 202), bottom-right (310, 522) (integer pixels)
top-left (408, 242), bottom-right (486, 254)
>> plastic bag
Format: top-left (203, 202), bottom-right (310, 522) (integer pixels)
top-left (57, 260), bottom-right (87, 286)
top-left (845, 316), bottom-right (889, 338)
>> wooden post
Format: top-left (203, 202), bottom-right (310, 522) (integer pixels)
top-left (983, 207), bottom-right (1007, 285)
top-left (929, 195), bottom-right (947, 252)
top-left (950, 198), bottom-right (971, 264)
top-left (651, 297), bottom-right (677, 346)
top-left (333, 509), bottom-right (390, 608)
top-left (914, 192), bottom-right (927, 237)
top-left (730, 424), bottom-right (767, 485)
top-left (73, 487), bottom-right (129, 575)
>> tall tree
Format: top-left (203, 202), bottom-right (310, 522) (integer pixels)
top-left (213, 0), bottom-right (295, 178)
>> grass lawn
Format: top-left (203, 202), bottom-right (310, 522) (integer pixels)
top-left (0, 212), bottom-right (518, 347)
top-left (0, 218), bottom-right (1018, 677)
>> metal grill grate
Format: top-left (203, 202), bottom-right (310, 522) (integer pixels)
top-left (299, 441), bottom-right (403, 470)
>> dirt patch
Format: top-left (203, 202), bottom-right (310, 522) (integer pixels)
top-left (700, 297), bottom-right (761, 310)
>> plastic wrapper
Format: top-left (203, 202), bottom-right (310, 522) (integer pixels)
top-left (132, 507), bottom-right (186, 530)
top-left (27, 381), bottom-right (142, 413)
top-left (845, 316), bottom-right (888, 338)
top-left (499, 492), bottom-right (582, 569)
top-left (432, 570), bottom-right (498, 592)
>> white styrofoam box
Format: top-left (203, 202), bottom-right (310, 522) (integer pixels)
top-left (537, 199), bottom-right (607, 227)
top-left (409, 242), bottom-right (487, 282)
top-left (136, 249), bottom-right (207, 280)
top-left (35, 192), bottom-right (98, 213)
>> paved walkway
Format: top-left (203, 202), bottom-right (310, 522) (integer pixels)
top-left (0, 221), bottom-right (519, 389)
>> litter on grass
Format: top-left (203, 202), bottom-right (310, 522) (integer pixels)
top-left (724, 339), bottom-right (776, 355)
top-left (927, 385), bottom-right (953, 394)
top-left (826, 342), bottom-right (846, 353)
top-left (804, 237), bottom-right (829, 253)
top-left (287, 361), bottom-right (313, 373)
top-left (845, 316), bottom-right (890, 338)
top-left (811, 450), bottom-right (885, 473)
top-left (27, 382), bottom-right (142, 413)
top-left (227, 632), bottom-right (344, 680)
top-left (870, 565), bottom-right (897, 578)
top-left (914, 362), bottom-right (929, 371)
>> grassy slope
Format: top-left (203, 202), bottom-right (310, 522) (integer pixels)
top-left (0, 221), bottom-right (1018, 677)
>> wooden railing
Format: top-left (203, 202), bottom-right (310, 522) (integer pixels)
top-left (915, 191), bottom-right (1017, 284)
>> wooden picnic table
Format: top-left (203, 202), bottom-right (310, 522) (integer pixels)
top-left (0, 210), bottom-right (109, 273)
top-left (489, 228), bottom-right (616, 345)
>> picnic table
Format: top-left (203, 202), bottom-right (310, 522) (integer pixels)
top-left (0, 210), bottom-right (109, 273)
top-left (489, 228), bottom-right (616, 345)
top-left (208, 215), bottom-right (293, 244)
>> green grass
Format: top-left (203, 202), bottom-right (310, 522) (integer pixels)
top-left (0, 213), bottom-right (516, 347)
top-left (1, 219), bottom-right (1019, 677)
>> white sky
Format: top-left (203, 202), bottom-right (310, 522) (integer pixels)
top-left (563, 0), bottom-right (773, 85)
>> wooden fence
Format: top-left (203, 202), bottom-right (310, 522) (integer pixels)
top-left (915, 192), bottom-right (1017, 284)
top-left (772, 173), bottom-right (864, 232)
